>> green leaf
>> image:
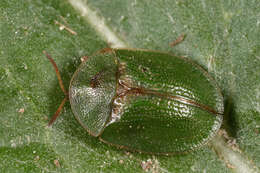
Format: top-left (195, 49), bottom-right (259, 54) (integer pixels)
top-left (0, 0), bottom-right (259, 172)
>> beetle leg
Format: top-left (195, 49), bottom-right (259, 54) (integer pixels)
top-left (43, 51), bottom-right (68, 126)
top-left (169, 34), bottom-right (185, 47)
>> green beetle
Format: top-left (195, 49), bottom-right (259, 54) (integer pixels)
top-left (44, 46), bottom-right (223, 155)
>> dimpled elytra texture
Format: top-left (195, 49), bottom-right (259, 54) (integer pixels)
top-left (69, 49), bottom-right (223, 154)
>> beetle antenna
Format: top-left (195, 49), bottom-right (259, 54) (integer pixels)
top-left (43, 50), bottom-right (68, 126)
top-left (43, 51), bottom-right (67, 95)
top-left (47, 97), bottom-right (68, 126)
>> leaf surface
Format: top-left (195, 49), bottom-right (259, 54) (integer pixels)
top-left (0, 0), bottom-right (259, 172)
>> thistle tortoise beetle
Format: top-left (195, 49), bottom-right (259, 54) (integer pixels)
top-left (44, 43), bottom-right (223, 155)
